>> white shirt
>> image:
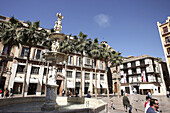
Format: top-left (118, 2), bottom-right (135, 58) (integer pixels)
top-left (145, 102), bottom-right (150, 113)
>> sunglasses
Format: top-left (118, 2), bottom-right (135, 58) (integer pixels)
top-left (155, 103), bottom-right (159, 105)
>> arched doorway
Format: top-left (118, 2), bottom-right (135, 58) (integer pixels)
top-left (114, 82), bottom-right (117, 93)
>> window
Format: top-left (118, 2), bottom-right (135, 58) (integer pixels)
top-left (165, 37), bottom-right (170, 44)
top-left (67, 71), bottom-right (72, 78)
top-left (31, 67), bottom-right (39, 74)
top-left (20, 47), bottom-right (29, 57)
top-left (2, 44), bottom-right (11, 55)
top-left (43, 68), bottom-right (48, 75)
top-left (0, 16), bottom-right (6, 20)
top-left (100, 61), bottom-right (103, 69)
top-left (68, 56), bottom-right (73, 65)
top-left (17, 65), bottom-right (25, 73)
top-left (35, 49), bottom-right (41, 59)
top-left (85, 73), bottom-right (90, 80)
top-left (76, 72), bottom-right (81, 78)
top-left (57, 68), bottom-right (62, 73)
top-left (167, 48), bottom-right (170, 54)
top-left (85, 58), bottom-right (91, 65)
top-left (100, 74), bottom-right (104, 80)
top-left (163, 26), bottom-right (168, 33)
top-left (2, 45), bottom-right (7, 55)
top-left (76, 57), bottom-right (81, 66)
top-left (93, 74), bottom-right (96, 79)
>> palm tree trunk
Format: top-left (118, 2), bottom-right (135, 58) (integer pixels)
top-left (45, 61), bottom-right (49, 96)
top-left (116, 65), bottom-right (120, 98)
top-left (0, 62), bottom-right (5, 89)
top-left (65, 60), bottom-right (68, 96)
top-left (0, 47), bottom-right (10, 89)
top-left (80, 54), bottom-right (83, 97)
top-left (95, 66), bottom-right (97, 98)
top-left (105, 62), bottom-right (110, 98)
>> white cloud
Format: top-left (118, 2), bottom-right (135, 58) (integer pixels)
top-left (94, 14), bottom-right (111, 28)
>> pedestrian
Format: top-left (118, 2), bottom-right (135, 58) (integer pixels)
top-left (10, 88), bottom-right (13, 97)
top-left (66, 90), bottom-right (70, 97)
top-left (121, 90), bottom-right (124, 96)
top-left (75, 90), bottom-right (78, 97)
top-left (87, 91), bottom-right (91, 98)
top-left (147, 90), bottom-right (152, 99)
top-left (0, 88), bottom-right (2, 98)
top-left (145, 96), bottom-right (151, 113)
top-left (70, 91), bottom-right (73, 97)
top-left (166, 91), bottom-right (169, 98)
top-left (4, 88), bottom-right (9, 98)
top-left (146, 98), bottom-right (159, 113)
top-left (62, 89), bottom-right (65, 96)
top-left (110, 100), bottom-right (115, 110)
top-left (123, 93), bottom-right (132, 113)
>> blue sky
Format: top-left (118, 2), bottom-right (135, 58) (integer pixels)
top-left (0, 0), bottom-right (170, 60)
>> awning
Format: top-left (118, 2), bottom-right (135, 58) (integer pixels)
top-left (139, 84), bottom-right (154, 89)
top-left (101, 82), bottom-right (107, 88)
top-left (93, 81), bottom-right (100, 88)
top-left (67, 80), bottom-right (74, 88)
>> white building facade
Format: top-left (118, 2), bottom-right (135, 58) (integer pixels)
top-left (120, 55), bottom-right (166, 95)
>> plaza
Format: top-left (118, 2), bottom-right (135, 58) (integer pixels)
top-left (0, 94), bottom-right (170, 113)
top-left (1, 1), bottom-right (170, 113)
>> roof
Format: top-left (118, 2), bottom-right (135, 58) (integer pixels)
top-left (123, 55), bottom-right (157, 63)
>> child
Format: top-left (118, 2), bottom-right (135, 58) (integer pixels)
top-left (110, 100), bottom-right (115, 110)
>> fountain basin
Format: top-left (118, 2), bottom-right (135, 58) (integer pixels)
top-left (0, 96), bottom-right (108, 113)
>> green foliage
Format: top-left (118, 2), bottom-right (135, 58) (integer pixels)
top-left (110, 51), bottom-right (123, 67)
top-left (17, 21), bottom-right (49, 47)
top-left (0, 16), bottom-right (23, 55)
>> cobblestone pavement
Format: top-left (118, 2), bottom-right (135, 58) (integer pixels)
top-left (98, 94), bottom-right (170, 113)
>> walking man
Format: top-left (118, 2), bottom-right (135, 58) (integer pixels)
top-left (123, 93), bottom-right (132, 113)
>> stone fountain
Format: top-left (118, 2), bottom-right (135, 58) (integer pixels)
top-left (41, 13), bottom-right (67, 111)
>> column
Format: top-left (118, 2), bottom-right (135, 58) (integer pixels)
top-left (36, 65), bottom-right (44, 96)
top-left (82, 70), bottom-right (85, 96)
top-left (24, 63), bottom-right (32, 96)
top-left (89, 71), bottom-right (93, 94)
top-left (72, 68), bottom-right (76, 95)
top-left (8, 60), bottom-right (18, 89)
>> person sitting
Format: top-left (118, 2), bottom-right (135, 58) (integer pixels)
top-left (87, 91), bottom-right (91, 98)
top-left (110, 100), bottom-right (115, 110)
top-left (4, 88), bottom-right (9, 98)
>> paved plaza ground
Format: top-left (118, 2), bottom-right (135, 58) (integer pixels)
top-left (0, 94), bottom-right (169, 113)
top-left (100, 94), bottom-right (170, 113)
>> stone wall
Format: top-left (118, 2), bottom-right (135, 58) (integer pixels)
top-left (0, 96), bottom-right (45, 107)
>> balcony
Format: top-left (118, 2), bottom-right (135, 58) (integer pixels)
top-left (167, 53), bottom-right (170, 57)
top-left (162, 29), bottom-right (170, 36)
top-left (0, 52), bottom-right (14, 61)
top-left (164, 41), bottom-right (170, 47)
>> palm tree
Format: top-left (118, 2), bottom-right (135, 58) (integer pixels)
top-left (74, 31), bottom-right (91, 97)
top-left (110, 51), bottom-right (123, 97)
top-left (0, 17), bottom-right (23, 89)
top-left (88, 38), bottom-right (101, 98)
top-left (100, 43), bottom-right (113, 97)
top-left (59, 34), bottom-right (75, 95)
top-left (17, 21), bottom-right (49, 97)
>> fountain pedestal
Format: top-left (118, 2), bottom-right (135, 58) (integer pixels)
top-left (41, 85), bottom-right (58, 111)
